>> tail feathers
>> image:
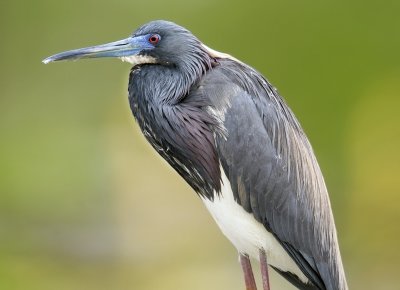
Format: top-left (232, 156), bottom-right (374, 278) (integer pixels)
top-left (271, 266), bottom-right (322, 290)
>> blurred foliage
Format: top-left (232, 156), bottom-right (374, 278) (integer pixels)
top-left (1, 0), bottom-right (399, 289)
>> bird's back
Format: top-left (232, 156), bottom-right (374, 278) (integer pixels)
top-left (189, 58), bottom-right (348, 290)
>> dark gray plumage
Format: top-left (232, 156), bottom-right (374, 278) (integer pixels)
top-left (43, 20), bottom-right (348, 290)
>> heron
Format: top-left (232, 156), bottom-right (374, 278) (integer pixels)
top-left (43, 20), bottom-right (348, 290)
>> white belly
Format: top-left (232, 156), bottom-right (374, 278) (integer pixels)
top-left (201, 167), bottom-right (308, 283)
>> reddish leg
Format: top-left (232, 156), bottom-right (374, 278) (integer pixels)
top-left (240, 253), bottom-right (257, 290)
top-left (259, 249), bottom-right (270, 290)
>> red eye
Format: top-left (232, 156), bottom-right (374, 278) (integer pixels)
top-left (149, 34), bottom-right (160, 45)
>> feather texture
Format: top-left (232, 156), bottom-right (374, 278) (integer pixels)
top-left (126, 20), bottom-right (347, 290)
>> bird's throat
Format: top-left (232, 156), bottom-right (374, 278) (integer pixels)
top-left (120, 54), bottom-right (158, 65)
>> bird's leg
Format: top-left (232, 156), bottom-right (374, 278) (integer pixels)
top-left (240, 253), bottom-right (257, 290)
top-left (259, 249), bottom-right (270, 290)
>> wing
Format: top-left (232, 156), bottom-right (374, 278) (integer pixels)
top-left (199, 59), bottom-right (347, 290)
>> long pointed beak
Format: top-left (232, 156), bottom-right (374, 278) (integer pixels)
top-left (43, 35), bottom-right (152, 64)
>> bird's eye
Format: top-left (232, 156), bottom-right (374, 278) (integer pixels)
top-left (149, 34), bottom-right (160, 45)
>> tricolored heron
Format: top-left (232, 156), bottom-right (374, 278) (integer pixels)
top-left (43, 20), bottom-right (348, 290)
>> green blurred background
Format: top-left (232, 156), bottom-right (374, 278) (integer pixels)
top-left (1, 0), bottom-right (399, 289)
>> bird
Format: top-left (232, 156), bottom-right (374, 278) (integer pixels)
top-left (43, 20), bottom-right (348, 290)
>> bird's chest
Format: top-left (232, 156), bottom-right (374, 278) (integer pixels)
top-left (128, 73), bottom-right (170, 152)
top-left (130, 98), bottom-right (174, 165)
top-left (128, 77), bottom-right (221, 198)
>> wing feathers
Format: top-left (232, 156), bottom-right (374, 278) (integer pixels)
top-left (203, 59), bottom-right (347, 290)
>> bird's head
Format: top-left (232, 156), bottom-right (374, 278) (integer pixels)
top-left (43, 20), bottom-right (213, 71)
